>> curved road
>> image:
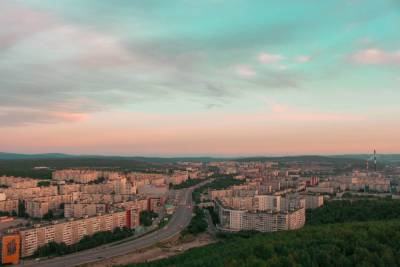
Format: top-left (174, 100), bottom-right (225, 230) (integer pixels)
top-left (18, 181), bottom-right (208, 267)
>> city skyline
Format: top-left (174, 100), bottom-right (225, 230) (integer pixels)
top-left (1, 0), bottom-right (399, 155)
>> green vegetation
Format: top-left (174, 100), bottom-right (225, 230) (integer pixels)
top-left (341, 192), bottom-right (391, 199)
top-left (140, 210), bottom-right (158, 227)
top-left (192, 175), bottom-right (246, 204)
top-left (33, 227), bottom-right (134, 258)
top-left (172, 178), bottom-right (204, 189)
top-left (158, 215), bottom-right (171, 229)
top-left (205, 207), bottom-right (219, 225)
top-left (306, 199), bottom-right (400, 225)
top-left (42, 210), bottom-right (54, 220)
top-left (0, 211), bottom-right (10, 216)
top-left (41, 210), bottom-right (64, 221)
top-left (192, 188), bottom-right (202, 204)
top-left (204, 175), bottom-right (246, 190)
top-left (128, 220), bottom-right (400, 267)
top-left (37, 181), bottom-right (51, 187)
top-left (88, 176), bottom-right (106, 184)
top-left (18, 200), bottom-right (27, 217)
top-left (0, 163), bottom-right (52, 179)
top-left (183, 207), bottom-right (208, 236)
top-left (0, 158), bottom-right (168, 179)
top-left (126, 198), bottom-right (400, 267)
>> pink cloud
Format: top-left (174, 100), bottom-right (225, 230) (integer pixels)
top-left (235, 65), bottom-right (256, 77)
top-left (54, 112), bottom-right (89, 122)
top-left (270, 104), bottom-right (288, 113)
top-left (259, 53), bottom-right (284, 64)
top-left (0, 108), bottom-right (89, 127)
top-left (351, 48), bottom-right (400, 65)
top-left (296, 55), bottom-right (311, 63)
top-left (265, 101), bottom-right (364, 122)
top-left (271, 112), bottom-right (363, 122)
top-left (0, 1), bottom-right (56, 50)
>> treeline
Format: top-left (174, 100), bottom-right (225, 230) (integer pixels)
top-left (33, 227), bottom-right (134, 258)
top-left (128, 219), bottom-right (400, 267)
top-left (0, 167), bottom-right (52, 179)
top-left (0, 158), bottom-right (168, 179)
top-left (172, 178), bottom-right (204, 189)
top-left (192, 175), bottom-right (246, 203)
top-left (306, 199), bottom-right (400, 225)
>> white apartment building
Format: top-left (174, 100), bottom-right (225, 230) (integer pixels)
top-left (216, 200), bottom-right (305, 233)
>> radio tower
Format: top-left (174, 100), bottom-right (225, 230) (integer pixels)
top-left (374, 149), bottom-right (377, 172)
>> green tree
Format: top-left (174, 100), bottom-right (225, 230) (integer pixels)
top-left (18, 200), bottom-right (27, 217)
top-left (140, 211), bottom-right (158, 226)
top-left (42, 210), bottom-right (54, 220)
top-left (37, 181), bottom-right (51, 187)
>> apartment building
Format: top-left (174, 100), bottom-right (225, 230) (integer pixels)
top-left (52, 169), bottom-right (100, 183)
top-left (254, 195), bottom-right (281, 211)
top-left (77, 193), bottom-right (133, 204)
top-left (25, 194), bottom-right (75, 218)
top-left (280, 195), bottom-right (306, 211)
top-left (167, 170), bottom-right (189, 185)
top-left (303, 194), bottom-right (324, 209)
top-left (216, 200), bottom-right (305, 233)
top-left (0, 176), bottom-right (41, 189)
top-left (25, 201), bottom-right (49, 218)
top-left (215, 193), bottom-right (281, 213)
top-left (0, 199), bottom-right (18, 213)
top-left (210, 189), bottom-right (232, 200)
top-left (114, 198), bottom-right (149, 213)
top-left (64, 203), bottom-right (106, 218)
top-left (126, 172), bottom-right (166, 184)
top-left (137, 184), bottom-right (168, 198)
top-left (59, 184), bottom-right (81, 195)
top-left (306, 186), bottom-right (334, 194)
top-left (148, 197), bottom-right (166, 212)
top-left (20, 211), bottom-right (127, 257)
top-left (0, 186), bottom-right (58, 200)
top-left (78, 178), bottom-right (127, 195)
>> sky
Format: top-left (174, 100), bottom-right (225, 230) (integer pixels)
top-left (0, 0), bottom-right (399, 156)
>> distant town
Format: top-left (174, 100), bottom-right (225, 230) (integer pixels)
top-left (0, 152), bottom-right (399, 265)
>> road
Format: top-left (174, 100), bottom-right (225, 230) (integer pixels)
top-left (18, 180), bottom-right (209, 267)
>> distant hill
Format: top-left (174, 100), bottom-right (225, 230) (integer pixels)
top-left (0, 152), bottom-right (223, 163)
top-left (0, 152), bottom-right (78, 160)
top-left (330, 154), bottom-right (400, 163)
top-left (0, 152), bottom-right (399, 163)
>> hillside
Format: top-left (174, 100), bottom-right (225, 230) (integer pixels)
top-left (129, 199), bottom-right (400, 267)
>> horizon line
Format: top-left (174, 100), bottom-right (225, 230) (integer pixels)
top-left (1, 151), bottom-right (398, 159)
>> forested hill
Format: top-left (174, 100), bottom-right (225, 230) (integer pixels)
top-left (2, 152), bottom-right (400, 162)
top-left (130, 220), bottom-right (400, 267)
top-left (129, 199), bottom-right (400, 267)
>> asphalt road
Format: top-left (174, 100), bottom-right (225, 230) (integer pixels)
top-left (17, 181), bottom-right (209, 267)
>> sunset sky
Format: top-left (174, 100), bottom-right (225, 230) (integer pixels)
top-left (1, 0), bottom-right (399, 156)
